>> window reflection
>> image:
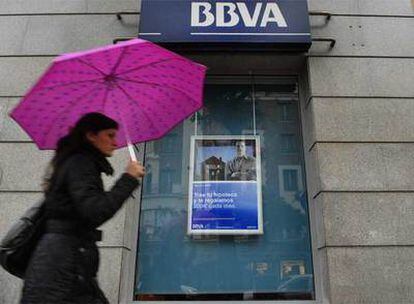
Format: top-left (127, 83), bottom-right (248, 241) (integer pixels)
top-left (135, 77), bottom-right (314, 301)
top-left (280, 134), bottom-right (298, 154)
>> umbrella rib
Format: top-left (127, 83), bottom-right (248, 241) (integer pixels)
top-left (109, 47), bottom-right (127, 75)
top-left (113, 82), bottom-right (160, 134)
top-left (101, 85), bottom-right (111, 114)
top-left (113, 57), bottom-right (182, 77)
top-left (115, 77), bottom-right (197, 105)
top-left (41, 78), bottom-right (103, 90)
top-left (42, 86), bottom-right (103, 144)
top-left (77, 58), bottom-right (107, 76)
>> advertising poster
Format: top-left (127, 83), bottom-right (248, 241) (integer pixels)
top-left (188, 135), bottom-right (263, 235)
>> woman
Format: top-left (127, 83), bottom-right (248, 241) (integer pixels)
top-left (21, 112), bottom-right (145, 303)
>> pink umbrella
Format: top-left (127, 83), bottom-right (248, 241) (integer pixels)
top-left (10, 38), bottom-right (206, 160)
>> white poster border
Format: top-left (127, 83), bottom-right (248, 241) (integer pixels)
top-left (187, 135), bottom-right (263, 235)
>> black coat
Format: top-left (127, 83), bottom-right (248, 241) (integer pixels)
top-left (21, 146), bottom-right (139, 304)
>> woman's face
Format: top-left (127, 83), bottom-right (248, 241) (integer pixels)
top-left (87, 129), bottom-right (118, 157)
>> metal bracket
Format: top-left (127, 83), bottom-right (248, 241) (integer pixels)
top-left (116, 11), bottom-right (139, 21)
top-left (113, 37), bottom-right (136, 44)
top-left (312, 38), bottom-right (336, 48)
top-left (309, 11), bottom-right (332, 23)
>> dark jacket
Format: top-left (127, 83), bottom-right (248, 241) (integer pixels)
top-left (21, 146), bottom-right (139, 304)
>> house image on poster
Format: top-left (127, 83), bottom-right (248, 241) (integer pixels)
top-left (201, 156), bottom-right (226, 181)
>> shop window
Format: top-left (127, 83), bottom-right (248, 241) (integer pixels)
top-left (278, 102), bottom-right (296, 122)
top-left (144, 165), bottom-right (153, 194)
top-left (161, 133), bottom-right (178, 153)
top-left (159, 168), bottom-right (173, 193)
top-left (283, 169), bottom-right (299, 191)
top-left (280, 134), bottom-right (298, 154)
top-left (135, 77), bottom-right (314, 301)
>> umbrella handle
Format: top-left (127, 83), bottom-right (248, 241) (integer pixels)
top-left (127, 142), bottom-right (137, 162)
top-left (120, 114), bottom-right (137, 162)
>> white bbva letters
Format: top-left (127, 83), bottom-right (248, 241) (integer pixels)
top-left (191, 3), bottom-right (214, 26)
top-left (260, 3), bottom-right (287, 27)
top-left (216, 3), bottom-right (239, 27)
top-left (238, 3), bottom-right (262, 27)
top-left (191, 2), bottom-right (288, 28)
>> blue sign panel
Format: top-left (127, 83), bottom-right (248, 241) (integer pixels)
top-left (139, 0), bottom-right (311, 48)
top-left (191, 182), bottom-right (259, 231)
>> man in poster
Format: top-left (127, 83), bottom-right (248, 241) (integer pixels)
top-left (226, 140), bottom-right (257, 181)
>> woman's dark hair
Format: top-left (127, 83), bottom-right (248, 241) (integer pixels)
top-left (43, 113), bottom-right (118, 190)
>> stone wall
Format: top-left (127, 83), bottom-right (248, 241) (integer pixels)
top-left (306, 1), bottom-right (414, 303)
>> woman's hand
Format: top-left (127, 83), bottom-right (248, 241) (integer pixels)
top-left (126, 160), bottom-right (146, 178)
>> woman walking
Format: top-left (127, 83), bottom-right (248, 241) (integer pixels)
top-left (20, 112), bottom-right (145, 303)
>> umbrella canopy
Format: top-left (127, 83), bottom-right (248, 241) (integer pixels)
top-left (10, 38), bottom-right (207, 150)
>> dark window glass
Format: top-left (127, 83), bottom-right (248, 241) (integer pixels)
top-left (278, 103), bottom-right (296, 122)
top-left (135, 77), bottom-right (314, 301)
top-left (283, 169), bottom-right (299, 191)
top-left (280, 134), bottom-right (298, 153)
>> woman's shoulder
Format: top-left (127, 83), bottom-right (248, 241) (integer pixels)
top-left (61, 153), bottom-right (98, 173)
top-left (66, 152), bottom-right (92, 164)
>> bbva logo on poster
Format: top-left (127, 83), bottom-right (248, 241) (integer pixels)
top-left (191, 2), bottom-right (288, 28)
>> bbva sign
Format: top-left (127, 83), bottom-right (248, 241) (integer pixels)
top-left (139, 0), bottom-right (311, 49)
top-left (191, 2), bottom-right (287, 28)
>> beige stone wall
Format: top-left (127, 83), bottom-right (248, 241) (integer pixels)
top-left (0, 1), bottom-right (140, 303)
top-left (306, 1), bottom-right (414, 303)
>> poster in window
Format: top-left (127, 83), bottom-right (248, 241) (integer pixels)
top-left (188, 135), bottom-right (263, 235)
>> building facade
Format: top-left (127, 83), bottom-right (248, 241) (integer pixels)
top-left (0, 0), bottom-right (413, 303)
